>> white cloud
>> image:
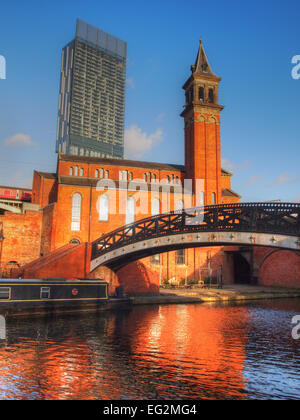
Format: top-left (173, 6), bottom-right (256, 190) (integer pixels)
top-left (124, 125), bottom-right (163, 159)
top-left (267, 171), bottom-right (300, 187)
top-left (3, 133), bottom-right (35, 147)
top-left (221, 158), bottom-right (235, 172)
top-left (221, 158), bottom-right (252, 173)
top-left (126, 77), bottom-right (135, 89)
top-left (156, 113), bottom-right (166, 122)
top-left (246, 174), bottom-right (265, 186)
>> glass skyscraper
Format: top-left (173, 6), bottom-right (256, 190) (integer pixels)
top-left (56, 19), bottom-right (127, 158)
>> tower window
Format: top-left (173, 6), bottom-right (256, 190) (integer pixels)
top-left (189, 86), bottom-right (194, 102)
top-left (199, 87), bottom-right (204, 102)
top-left (211, 192), bottom-right (216, 205)
top-left (208, 88), bottom-right (214, 103)
top-left (185, 91), bottom-right (189, 105)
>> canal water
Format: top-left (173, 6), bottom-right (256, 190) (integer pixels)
top-left (0, 299), bottom-right (300, 400)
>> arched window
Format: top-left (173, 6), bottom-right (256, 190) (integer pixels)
top-left (99, 194), bottom-right (109, 221)
top-left (74, 166), bottom-right (78, 176)
top-left (69, 167), bottom-right (73, 176)
top-left (189, 86), bottom-right (194, 102)
top-left (199, 86), bottom-right (204, 101)
top-left (185, 91), bottom-right (189, 104)
top-left (175, 200), bottom-right (184, 213)
top-left (151, 198), bottom-right (160, 216)
top-left (104, 170), bottom-right (109, 179)
top-left (95, 169), bottom-right (99, 178)
top-left (152, 174), bottom-right (156, 183)
top-left (71, 193), bottom-right (81, 231)
top-left (100, 168), bottom-right (104, 178)
top-left (208, 88), bottom-right (214, 103)
top-left (129, 172), bottom-right (133, 181)
top-left (79, 168), bottom-right (83, 177)
top-left (126, 197), bottom-right (135, 225)
top-left (175, 176), bottom-right (179, 184)
top-left (69, 238), bottom-right (81, 245)
top-left (211, 192), bottom-right (216, 205)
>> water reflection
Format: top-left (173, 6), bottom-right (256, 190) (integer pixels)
top-left (0, 300), bottom-right (299, 399)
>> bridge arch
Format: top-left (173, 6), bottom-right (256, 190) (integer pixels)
top-left (90, 202), bottom-right (300, 272)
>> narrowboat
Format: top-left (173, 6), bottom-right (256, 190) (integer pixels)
top-left (0, 279), bottom-right (130, 317)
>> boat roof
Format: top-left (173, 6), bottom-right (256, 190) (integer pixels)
top-left (0, 278), bottom-right (107, 284)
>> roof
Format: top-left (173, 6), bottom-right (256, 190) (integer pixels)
top-left (192, 39), bottom-right (215, 76)
top-left (35, 171), bottom-right (57, 180)
top-left (0, 185), bottom-right (32, 192)
top-left (58, 153), bottom-right (184, 172)
top-left (222, 188), bottom-right (241, 198)
top-left (58, 153), bottom-right (231, 176)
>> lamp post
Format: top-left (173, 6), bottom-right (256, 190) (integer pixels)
top-left (0, 222), bottom-right (5, 279)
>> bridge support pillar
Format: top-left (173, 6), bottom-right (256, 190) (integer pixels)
top-left (88, 265), bottom-right (120, 296)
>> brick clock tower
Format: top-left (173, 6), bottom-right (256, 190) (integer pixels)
top-left (181, 40), bottom-right (224, 206)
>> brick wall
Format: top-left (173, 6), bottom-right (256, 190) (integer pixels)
top-left (0, 210), bottom-right (42, 275)
top-left (258, 249), bottom-right (300, 287)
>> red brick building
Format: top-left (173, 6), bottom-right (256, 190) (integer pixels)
top-left (0, 41), bottom-right (299, 291)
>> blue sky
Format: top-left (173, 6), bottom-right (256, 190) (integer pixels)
top-left (0, 0), bottom-right (299, 202)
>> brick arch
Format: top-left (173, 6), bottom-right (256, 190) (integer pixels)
top-left (70, 190), bottom-right (83, 199)
top-left (195, 114), bottom-right (206, 122)
top-left (259, 249), bottom-right (300, 287)
top-left (207, 116), bottom-right (218, 124)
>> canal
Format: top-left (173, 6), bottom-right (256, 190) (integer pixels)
top-left (0, 299), bottom-right (300, 400)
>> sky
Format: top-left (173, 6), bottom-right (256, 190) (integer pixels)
top-left (0, 0), bottom-right (300, 202)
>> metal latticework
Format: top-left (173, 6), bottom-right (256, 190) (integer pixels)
top-left (91, 202), bottom-right (300, 261)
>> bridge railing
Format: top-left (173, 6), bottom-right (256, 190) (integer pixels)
top-left (91, 202), bottom-right (300, 260)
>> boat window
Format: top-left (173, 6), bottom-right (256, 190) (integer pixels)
top-left (40, 287), bottom-right (50, 299)
top-left (0, 287), bottom-right (10, 299)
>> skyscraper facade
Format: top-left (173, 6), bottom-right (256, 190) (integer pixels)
top-left (56, 19), bottom-right (127, 158)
